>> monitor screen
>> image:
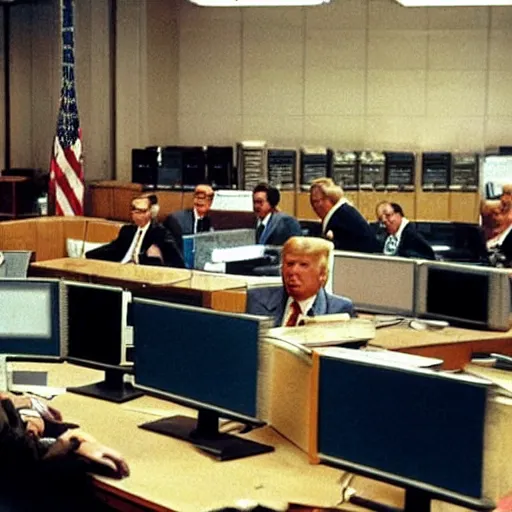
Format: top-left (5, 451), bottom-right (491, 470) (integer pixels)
top-left (132, 298), bottom-right (274, 460)
top-left (426, 268), bottom-right (488, 323)
top-left (416, 262), bottom-right (511, 331)
top-left (64, 281), bottom-right (141, 403)
top-left (315, 352), bottom-right (489, 504)
top-left (332, 252), bottom-right (416, 316)
top-left (0, 279), bottom-right (64, 358)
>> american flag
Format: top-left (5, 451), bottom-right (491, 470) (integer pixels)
top-left (49, 0), bottom-right (84, 216)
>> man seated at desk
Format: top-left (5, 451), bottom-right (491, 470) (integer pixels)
top-left (164, 183), bottom-right (214, 237)
top-left (0, 391), bottom-right (129, 511)
top-left (253, 182), bottom-right (302, 245)
top-left (246, 236), bottom-right (354, 326)
top-left (377, 201), bottom-right (435, 260)
top-left (86, 195), bottom-right (185, 268)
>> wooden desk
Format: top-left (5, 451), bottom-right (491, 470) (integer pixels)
top-left (29, 258), bottom-right (249, 311)
top-left (369, 323), bottom-right (512, 370)
top-left (10, 362), bottom-right (402, 512)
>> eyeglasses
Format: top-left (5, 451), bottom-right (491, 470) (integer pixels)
top-left (131, 207), bottom-right (150, 214)
top-left (193, 193), bottom-right (212, 200)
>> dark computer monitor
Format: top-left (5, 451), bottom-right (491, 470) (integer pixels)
top-left (64, 281), bottom-right (143, 403)
top-left (415, 261), bottom-right (511, 331)
top-left (312, 351), bottom-right (494, 512)
top-left (0, 278), bottom-right (65, 359)
top-left (132, 298), bottom-right (274, 461)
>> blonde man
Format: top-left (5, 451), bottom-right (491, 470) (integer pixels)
top-left (309, 178), bottom-right (378, 253)
top-left (246, 236), bottom-right (354, 327)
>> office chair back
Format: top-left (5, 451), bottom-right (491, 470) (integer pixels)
top-left (0, 251), bottom-right (33, 278)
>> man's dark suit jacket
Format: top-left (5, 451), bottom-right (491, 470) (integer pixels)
top-left (325, 203), bottom-right (379, 253)
top-left (166, 209), bottom-right (211, 236)
top-left (394, 223), bottom-right (436, 260)
top-left (257, 212), bottom-right (302, 246)
top-left (85, 221), bottom-right (185, 268)
top-left (246, 286), bottom-right (355, 327)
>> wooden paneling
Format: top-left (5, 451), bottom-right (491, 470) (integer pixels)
top-left (0, 219), bottom-right (37, 252)
top-left (415, 191), bottom-right (450, 221)
top-left (36, 218), bottom-right (66, 261)
top-left (85, 219), bottom-right (124, 243)
top-left (296, 192), bottom-right (317, 220)
top-left (279, 190), bottom-right (295, 216)
top-left (157, 191), bottom-right (185, 219)
top-left (449, 191), bottom-right (480, 223)
top-left (89, 187), bottom-right (114, 219)
top-left (181, 192), bottom-right (194, 210)
top-left (358, 191), bottom-right (382, 221)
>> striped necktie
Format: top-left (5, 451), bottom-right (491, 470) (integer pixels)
top-left (286, 301), bottom-right (301, 327)
top-left (131, 229), bottom-right (144, 264)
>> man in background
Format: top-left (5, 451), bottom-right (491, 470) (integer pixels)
top-left (165, 184), bottom-right (214, 237)
top-left (246, 236), bottom-right (354, 327)
top-left (86, 195), bottom-right (184, 267)
top-left (253, 183), bottom-right (302, 246)
top-left (309, 178), bottom-right (379, 253)
top-left (377, 201), bottom-right (435, 260)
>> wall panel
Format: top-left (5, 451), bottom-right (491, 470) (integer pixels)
top-left (0, 8), bottom-right (5, 170)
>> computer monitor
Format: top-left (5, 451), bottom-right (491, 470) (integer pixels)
top-left (415, 261), bottom-right (511, 331)
top-left (194, 228), bottom-right (256, 271)
top-left (312, 351), bottom-right (494, 512)
top-left (0, 278), bottom-right (65, 359)
top-left (132, 298), bottom-right (274, 461)
top-left (332, 251), bottom-right (417, 316)
top-left (64, 281), bottom-right (143, 403)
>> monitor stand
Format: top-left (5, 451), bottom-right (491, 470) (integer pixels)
top-left (67, 368), bottom-right (143, 403)
top-left (348, 486), bottom-right (494, 512)
top-left (139, 409), bottom-right (274, 461)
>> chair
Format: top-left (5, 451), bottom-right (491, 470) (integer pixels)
top-left (0, 251), bottom-right (34, 277)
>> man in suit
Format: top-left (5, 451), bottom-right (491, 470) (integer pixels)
top-left (164, 184), bottom-right (214, 239)
top-left (378, 201), bottom-right (435, 260)
top-left (309, 178), bottom-right (379, 253)
top-left (246, 236), bottom-right (354, 327)
top-left (86, 195), bottom-right (185, 267)
top-left (253, 183), bottom-right (302, 246)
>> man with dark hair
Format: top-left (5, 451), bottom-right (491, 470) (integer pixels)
top-left (309, 178), bottom-right (379, 253)
top-left (86, 195), bottom-right (185, 268)
top-left (246, 236), bottom-right (354, 326)
top-left (378, 201), bottom-right (435, 260)
top-left (253, 183), bottom-right (301, 246)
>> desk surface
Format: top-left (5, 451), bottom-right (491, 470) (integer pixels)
top-left (10, 362), bottom-right (402, 512)
top-left (369, 322), bottom-right (512, 370)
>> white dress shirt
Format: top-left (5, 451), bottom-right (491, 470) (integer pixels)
top-left (282, 294), bottom-right (317, 327)
top-left (121, 222), bottom-right (150, 264)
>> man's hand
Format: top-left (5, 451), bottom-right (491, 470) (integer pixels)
top-left (146, 244), bottom-right (163, 262)
top-left (58, 429), bottom-right (130, 478)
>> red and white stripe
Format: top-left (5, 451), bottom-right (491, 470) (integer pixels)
top-left (49, 129), bottom-right (84, 216)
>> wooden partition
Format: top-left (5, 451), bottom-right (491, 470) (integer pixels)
top-left (0, 217), bottom-right (124, 261)
top-left (88, 181), bottom-right (481, 224)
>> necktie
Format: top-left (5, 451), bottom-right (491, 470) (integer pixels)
top-left (131, 229), bottom-right (144, 264)
top-left (286, 301), bottom-right (301, 327)
top-left (256, 222), bottom-right (265, 243)
top-left (196, 218), bottom-right (204, 233)
top-left (383, 235), bottom-right (398, 256)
